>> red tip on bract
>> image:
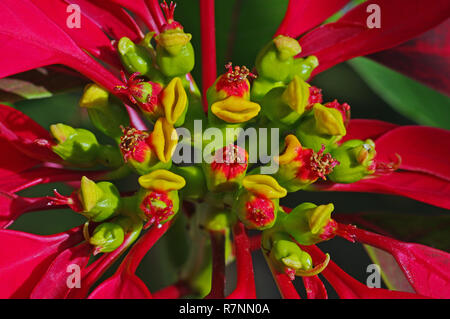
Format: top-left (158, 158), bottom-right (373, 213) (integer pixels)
top-left (49, 189), bottom-right (83, 212)
top-left (141, 191), bottom-right (174, 229)
top-left (325, 99), bottom-right (351, 125)
top-left (215, 63), bottom-right (257, 97)
top-left (307, 86), bottom-right (323, 110)
top-left (369, 153), bottom-right (401, 176)
top-left (296, 144), bottom-right (339, 181)
top-left (211, 144), bottom-right (248, 180)
top-left (115, 71), bottom-right (161, 112)
top-left (119, 126), bottom-right (150, 162)
top-left (245, 196), bottom-right (275, 228)
top-left (160, 1), bottom-right (182, 31)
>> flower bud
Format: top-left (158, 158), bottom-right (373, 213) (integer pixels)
top-left (328, 139), bottom-right (377, 183)
top-left (324, 99), bottom-right (351, 127)
top-left (118, 36), bottom-right (153, 76)
top-left (115, 71), bottom-right (163, 121)
top-left (291, 55), bottom-right (319, 81)
top-left (172, 165), bottom-right (207, 200)
top-left (267, 232), bottom-right (313, 279)
top-left (255, 35), bottom-right (302, 83)
top-left (77, 176), bottom-right (121, 222)
top-left (282, 202), bottom-right (338, 245)
top-left (50, 123), bottom-right (99, 166)
top-left (136, 169), bottom-right (186, 228)
top-left (89, 222), bottom-right (125, 254)
top-left (274, 135), bottom-right (339, 192)
top-left (203, 144), bottom-right (248, 192)
top-left (119, 118), bottom-right (178, 175)
top-left (234, 175), bottom-right (287, 230)
top-left (79, 83), bottom-right (130, 141)
top-left (155, 2), bottom-right (194, 77)
top-left (295, 103), bottom-right (346, 151)
top-left (207, 63), bottom-right (256, 104)
top-left (261, 76), bottom-right (322, 127)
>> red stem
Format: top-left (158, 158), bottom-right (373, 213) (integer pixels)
top-left (226, 222), bottom-right (256, 299)
top-left (65, 233), bottom-right (137, 299)
top-left (199, 0), bottom-right (217, 111)
top-left (153, 280), bottom-right (192, 299)
top-left (205, 230), bottom-right (226, 299)
top-left (264, 252), bottom-right (301, 299)
top-left (121, 221), bottom-right (172, 274)
top-left (145, 0), bottom-right (166, 30)
top-left (249, 233), bottom-right (262, 251)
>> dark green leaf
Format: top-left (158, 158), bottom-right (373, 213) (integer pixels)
top-left (349, 57), bottom-right (450, 129)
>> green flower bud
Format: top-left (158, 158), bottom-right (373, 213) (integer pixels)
top-left (255, 35), bottom-right (302, 83)
top-left (77, 176), bottom-right (121, 222)
top-left (328, 139), bottom-right (377, 183)
top-left (79, 84), bottom-right (130, 141)
top-left (282, 202), bottom-right (338, 245)
top-left (261, 76), bottom-right (320, 127)
top-left (50, 123), bottom-right (99, 166)
top-left (267, 232), bottom-right (313, 277)
top-left (155, 29), bottom-right (195, 77)
top-left (97, 144), bottom-right (124, 168)
top-left (295, 103), bottom-right (346, 152)
top-left (118, 36), bottom-right (153, 76)
top-left (203, 144), bottom-right (248, 192)
top-left (291, 55), bottom-right (319, 81)
top-left (172, 165), bottom-right (207, 200)
top-left (119, 118), bottom-right (177, 175)
top-left (136, 169), bottom-right (186, 228)
top-left (89, 222), bottom-right (125, 254)
top-left (234, 175), bottom-right (287, 230)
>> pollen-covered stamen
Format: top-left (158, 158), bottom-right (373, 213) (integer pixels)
top-left (141, 191), bottom-right (174, 229)
top-left (215, 63), bottom-right (256, 97)
top-left (48, 189), bottom-right (83, 212)
top-left (119, 126), bottom-right (150, 162)
top-left (211, 145), bottom-right (248, 180)
top-left (245, 196), bottom-right (275, 227)
top-left (224, 62), bottom-right (257, 83)
top-left (160, 1), bottom-right (182, 30)
top-left (309, 145), bottom-right (339, 180)
top-left (370, 153), bottom-right (402, 176)
top-left (325, 99), bottom-right (351, 124)
top-left (307, 86), bottom-right (323, 109)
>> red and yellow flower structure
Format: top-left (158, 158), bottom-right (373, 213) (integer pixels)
top-left (0, 0), bottom-right (449, 299)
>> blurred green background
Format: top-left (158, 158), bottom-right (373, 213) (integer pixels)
top-left (2, 0), bottom-right (449, 298)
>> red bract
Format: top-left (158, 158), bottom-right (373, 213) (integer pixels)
top-left (311, 121), bottom-right (450, 209)
top-left (0, 226), bottom-right (84, 298)
top-left (369, 19), bottom-right (450, 95)
top-left (337, 223), bottom-right (450, 298)
top-left (297, 0), bottom-right (450, 76)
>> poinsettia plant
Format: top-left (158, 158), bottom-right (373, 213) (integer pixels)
top-left (0, 0), bottom-right (449, 299)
